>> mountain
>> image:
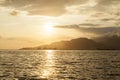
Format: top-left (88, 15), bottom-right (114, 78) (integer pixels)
top-left (94, 35), bottom-right (120, 50)
top-left (21, 35), bottom-right (120, 50)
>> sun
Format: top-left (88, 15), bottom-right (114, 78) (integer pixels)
top-left (43, 22), bottom-right (55, 35)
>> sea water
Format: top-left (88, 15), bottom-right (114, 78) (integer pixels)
top-left (0, 50), bottom-right (120, 80)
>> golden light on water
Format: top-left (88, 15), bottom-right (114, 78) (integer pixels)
top-left (46, 50), bottom-right (54, 57)
top-left (41, 50), bottom-right (55, 78)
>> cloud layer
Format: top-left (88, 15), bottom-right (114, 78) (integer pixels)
top-left (55, 24), bottom-right (120, 37)
top-left (0, 0), bottom-right (120, 25)
top-left (0, 0), bottom-right (119, 16)
top-left (0, 0), bottom-right (88, 16)
top-left (0, 0), bottom-right (120, 26)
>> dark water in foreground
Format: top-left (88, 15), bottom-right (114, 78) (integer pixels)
top-left (0, 50), bottom-right (120, 80)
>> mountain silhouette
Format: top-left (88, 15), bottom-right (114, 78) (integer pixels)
top-left (95, 35), bottom-right (120, 50)
top-left (21, 35), bottom-right (120, 50)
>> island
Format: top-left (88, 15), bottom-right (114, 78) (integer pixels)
top-left (20, 35), bottom-right (120, 50)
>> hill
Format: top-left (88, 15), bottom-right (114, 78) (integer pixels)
top-left (21, 36), bottom-right (120, 50)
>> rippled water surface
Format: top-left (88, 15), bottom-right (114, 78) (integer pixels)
top-left (0, 50), bottom-right (120, 80)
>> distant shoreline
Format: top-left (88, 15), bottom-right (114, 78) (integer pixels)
top-left (20, 36), bottom-right (120, 50)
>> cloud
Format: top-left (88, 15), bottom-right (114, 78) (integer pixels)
top-left (73, 0), bottom-right (120, 20)
top-left (78, 27), bottom-right (120, 36)
top-left (0, 0), bottom-right (5, 3)
top-left (54, 23), bottom-right (100, 28)
top-left (95, 0), bottom-right (120, 9)
top-left (100, 18), bottom-right (116, 22)
top-left (0, 0), bottom-right (88, 16)
top-left (55, 24), bottom-right (120, 37)
top-left (82, 0), bottom-right (120, 15)
top-left (0, 0), bottom-right (119, 17)
top-left (93, 0), bottom-right (120, 17)
top-left (0, 35), bottom-right (2, 39)
top-left (79, 23), bottom-right (99, 26)
top-left (10, 10), bottom-right (19, 16)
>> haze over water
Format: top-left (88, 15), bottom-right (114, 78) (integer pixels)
top-left (0, 50), bottom-right (120, 80)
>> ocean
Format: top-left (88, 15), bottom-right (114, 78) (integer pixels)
top-left (0, 50), bottom-right (120, 80)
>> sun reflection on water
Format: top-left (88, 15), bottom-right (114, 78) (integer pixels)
top-left (46, 50), bottom-right (54, 58)
top-left (41, 50), bottom-right (55, 78)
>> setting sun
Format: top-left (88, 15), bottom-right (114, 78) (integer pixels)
top-left (43, 22), bottom-right (55, 35)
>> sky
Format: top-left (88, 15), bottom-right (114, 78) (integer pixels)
top-left (0, 0), bottom-right (120, 49)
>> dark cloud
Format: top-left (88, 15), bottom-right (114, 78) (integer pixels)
top-left (91, 12), bottom-right (109, 17)
top-left (77, 27), bottom-right (119, 35)
top-left (55, 23), bottom-right (100, 28)
top-left (0, 0), bottom-right (88, 16)
top-left (100, 18), bottom-right (116, 22)
top-left (10, 10), bottom-right (19, 16)
top-left (55, 24), bottom-right (120, 36)
top-left (54, 24), bottom-right (79, 29)
top-left (78, 23), bottom-right (99, 27)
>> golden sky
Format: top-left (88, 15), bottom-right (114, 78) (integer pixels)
top-left (0, 0), bottom-right (120, 49)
